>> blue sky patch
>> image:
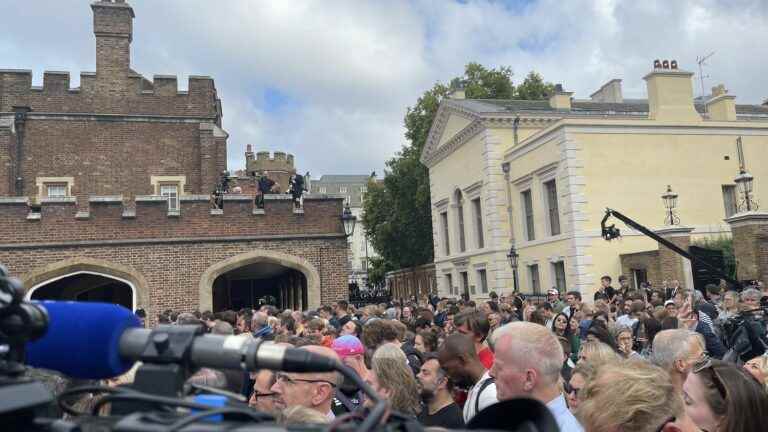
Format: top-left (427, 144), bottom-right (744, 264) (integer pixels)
top-left (262, 86), bottom-right (300, 113)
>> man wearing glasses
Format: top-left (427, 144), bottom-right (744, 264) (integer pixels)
top-left (270, 345), bottom-right (341, 421)
top-left (249, 369), bottom-right (278, 415)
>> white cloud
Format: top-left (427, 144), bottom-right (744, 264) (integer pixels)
top-left (1, 0), bottom-right (766, 176)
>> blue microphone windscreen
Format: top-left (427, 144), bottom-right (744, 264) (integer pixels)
top-left (26, 301), bottom-right (140, 379)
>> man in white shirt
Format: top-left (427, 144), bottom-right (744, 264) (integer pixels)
top-left (615, 301), bottom-right (644, 329)
top-left (491, 322), bottom-right (584, 432)
top-left (437, 333), bottom-right (498, 423)
top-left (560, 291), bottom-right (582, 318)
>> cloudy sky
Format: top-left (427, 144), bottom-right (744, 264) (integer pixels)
top-left (2, 0), bottom-right (767, 176)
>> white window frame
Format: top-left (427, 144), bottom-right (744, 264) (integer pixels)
top-left (361, 186), bottom-right (367, 193)
top-left (340, 186), bottom-right (348, 194)
top-left (160, 184), bottom-right (179, 211)
top-left (36, 177), bottom-right (74, 202)
top-left (319, 187), bottom-right (327, 194)
top-left (46, 183), bottom-right (68, 198)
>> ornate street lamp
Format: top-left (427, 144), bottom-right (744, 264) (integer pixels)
top-left (735, 169), bottom-right (757, 212)
top-left (341, 203), bottom-right (357, 237)
top-left (507, 245), bottom-right (520, 293)
top-left (661, 185), bottom-right (680, 225)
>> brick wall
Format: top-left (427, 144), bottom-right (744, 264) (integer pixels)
top-left (0, 195), bottom-right (350, 314)
top-left (658, 233), bottom-right (692, 289)
top-left (0, 127), bottom-right (10, 195)
top-left (728, 214), bottom-right (768, 283)
top-left (0, 238), bottom-right (349, 316)
top-left (0, 196), bottom-right (345, 245)
top-left (0, 71), bottom-right (218, 118)
top-left (620, 250), bottom-right (661, 288)
top-left (18, 119), bottom-right (207, 198)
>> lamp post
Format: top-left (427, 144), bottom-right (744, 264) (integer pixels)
top-left (507, 245), bottom-right (519, 294)
top-left (341, 203), bottom-right (357, 237)
top-left (661, 185), bottom-right (680, 226)
top-left (734, 136), bottom-right (759, 212)
top-left (735, 169), bottom-right (757, 212)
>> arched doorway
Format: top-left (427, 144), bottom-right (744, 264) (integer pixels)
top-left (21, 258), bottom-right (150, 313)
top-left (26, 271), bottom-right (135, 310)
top-left (212, 265), bottom-right (307, 312)
top-left (199, 250), bottom-right (321, 312)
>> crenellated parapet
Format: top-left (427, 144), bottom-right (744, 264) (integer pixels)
top-left (0, 194), bottom-right (345, 246)
top-left (248, 151), bottom-right (296, 174)
top-left (0, 70), bottom-right (219, 118)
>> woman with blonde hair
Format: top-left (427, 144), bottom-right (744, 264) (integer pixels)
top-left (368, 343), bottom-right (420, 417)
top-left (743, 354), bottom-right (768, 391)
top-left (577, 341), bottom-right (620, 366)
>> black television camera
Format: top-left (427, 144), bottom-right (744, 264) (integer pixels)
top-left (721, 306), bottom-right (768, 363)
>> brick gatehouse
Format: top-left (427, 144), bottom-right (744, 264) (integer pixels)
top-left (0, 0), bottom-right (349, 316)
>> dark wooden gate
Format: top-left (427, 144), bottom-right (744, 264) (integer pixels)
top-left (689, 246), bottom-right (727, 291)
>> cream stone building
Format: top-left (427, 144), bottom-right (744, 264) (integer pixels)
top-left (421, 62), bottom-right (768, 299)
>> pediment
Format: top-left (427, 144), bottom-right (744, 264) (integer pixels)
top-left (420, 101), bottom-right (482, 168)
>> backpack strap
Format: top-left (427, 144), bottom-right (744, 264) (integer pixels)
top-left (334, 390), bottom-right (357, 412)
top-left (475, 377), bottom-right (496, 414)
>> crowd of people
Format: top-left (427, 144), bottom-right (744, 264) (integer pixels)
top-left (105, 276), bottom-right (768, 430)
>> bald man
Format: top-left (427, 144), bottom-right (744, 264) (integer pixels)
top-left (491, 322), bottom-right (583, 432)
top-left (438, 333), bottom-right (497, 423)
top-left (270, 345), bottom-right (341, 421)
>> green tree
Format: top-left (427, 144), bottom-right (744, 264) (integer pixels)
top-left (450, 62), bottom-right (515, 100)
top-left (363, 63), bottom-right (554, 277)
top-left (515, 71), bottom-right (556, 100)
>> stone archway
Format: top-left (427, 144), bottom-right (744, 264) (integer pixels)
top-left (199, 250), bottom-right (321, 311)
top-left (20, 257), bottom-right (151, 312)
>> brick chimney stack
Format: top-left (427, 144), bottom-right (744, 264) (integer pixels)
top-left (91, 0), bottom-right (134, 79)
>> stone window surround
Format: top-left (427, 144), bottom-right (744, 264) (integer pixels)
top-left (36, 176), bottom-right (75, 202)
top-left (150, 175), bottom-right (187, 196)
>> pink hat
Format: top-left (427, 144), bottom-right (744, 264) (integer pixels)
top-left (332, 335), bottom-right (365, 359)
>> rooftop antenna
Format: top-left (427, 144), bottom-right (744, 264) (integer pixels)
top-left (696, 51), bottom-right (715, 98)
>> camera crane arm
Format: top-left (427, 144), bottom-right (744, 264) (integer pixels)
top-left (600, 208), bottom-right (740, 288)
